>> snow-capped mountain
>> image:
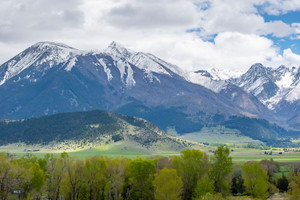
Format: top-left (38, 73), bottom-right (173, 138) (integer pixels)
top-left (0, 42), bottom-right (84, 85)
top-left (0, 41), bottom-right (275, 134)
top-left (1, 41), bottom-right (300, 144)
top-left (184, 68), bottom-right (272, 119)
top-left (229, 63), bottom-right (300, 109)
top-left (227, 63), bottom-right (300, 128)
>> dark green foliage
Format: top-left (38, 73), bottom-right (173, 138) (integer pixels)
top-left (0, 110), bottom-right (122, 144)
top-left (129, 158), bottom-right (156, 200)
top-left (0, 110), bottom-right (164, 146)
top-left (231, 166), bottom-right (245, 195)
top-left (276, 174), bottom-right (289, 192)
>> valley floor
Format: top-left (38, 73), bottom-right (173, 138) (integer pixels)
top-left (2, 143), bottom-right (300, 164)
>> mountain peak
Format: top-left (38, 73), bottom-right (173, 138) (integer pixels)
top-left (31, 41), bottom-right (77, 51)
top-left (0, 42), bottom-right (83, 85)
top-left (249, 63), bottom-right (264, 71)
top-left (246, 63), bottom-right (274, 78)
top-left (105, 41), bottom-right (135, 59)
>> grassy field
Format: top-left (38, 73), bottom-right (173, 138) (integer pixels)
top-left (229, 149), bottom-right (300, 163)
top-left (179, 126), bottom-right (264, 146)
top-left (5, 144), bottom-right (300, 165)
top-left (5, 143), bottom-right (180, 160)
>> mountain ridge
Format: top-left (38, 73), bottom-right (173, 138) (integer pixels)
top-left (0, 41), bottom-right (299, 143)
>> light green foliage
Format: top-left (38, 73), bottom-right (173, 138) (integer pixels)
top-left (0, 154), bottom-right (46, 199)
top-left (193, 175), bottom-right (215, 199)
top-left (61, 159), bottom-right (85, 200)
top-left (0, 153), bottom-right (14, 200)
top-left (193, 193), bottom-right (225, 200)
top-left (45, 153), bottom-right (69, 200)
top-left (210, 146), bottom-right (233, 195)
top-left (0, 149), bottom-right (295, 199)
top-left (84, 156), bottom-right (107, 199)
top-left (105, 157), bottom-right (130, 200)
top-left (172, 149), bottom-right (209, 200)
top-left (290, 172), bottom-right (300, 200)
top-left (129, 158), bottom-right (156, 200)
top-left (153, 168), bottom-right (183, 200)
top-left (242, 162), bottom-right (269, 199)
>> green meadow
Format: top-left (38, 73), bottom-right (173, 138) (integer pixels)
top-left (6, 143), bottom-right (300, 165)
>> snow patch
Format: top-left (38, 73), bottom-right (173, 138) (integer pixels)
top-left (65, 57), bottom-right (77, 71)
top-left (98, 58), bottom-right (113, 81)
top-left (275, 71), bottom-right (294, 89)
top-left (185, 71), bottom-right (227, 93)
top-left (285, 83), bottom-right (300, 103)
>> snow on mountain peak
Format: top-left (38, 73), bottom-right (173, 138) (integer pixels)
top-left (105, 41), bottom-right (135, 60)
top-left (0, 42), bottom-right (84, 85)
top-left (32, 41), bottom-right (77, 50)
top-left (184, 69), bottom-right (227, 93)
top-left (104, 41), bottom-right (183, 79)
top-left (208, 68), bottom-right (244, 80)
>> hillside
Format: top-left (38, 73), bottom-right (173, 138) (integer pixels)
top-left (0, 110), bottom-right (195, 152)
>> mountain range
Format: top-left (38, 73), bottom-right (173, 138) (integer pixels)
top-left (0, 41), bottom-right (299, 146)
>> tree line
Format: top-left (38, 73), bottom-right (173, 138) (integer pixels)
top-left (1, 147), bottom-right (300, 200)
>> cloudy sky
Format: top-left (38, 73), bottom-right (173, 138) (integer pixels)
top-left (0, 0), bottom-right (299, 71)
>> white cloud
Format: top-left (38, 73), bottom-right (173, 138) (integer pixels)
top-left (197, 0), bottom-right (296, 38)
top-left (262, 21), bottom-right (294, 37)
top-left (104, 0), bottom-right (199, 29)
top-left (283, 48), bottom-right (300, 64)
top-left (0, 0), bottom-right (299, 72)
top-left (262, 0), bottom-right (300, 15)
top-left (134, 32), bottom-right (280, 71)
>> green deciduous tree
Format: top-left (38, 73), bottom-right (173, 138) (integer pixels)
top-left (290, 172), bottom-right (300, 200)
top-left (0, 153), bottom-right (14, 200)
top-left (242, 162), bottom-right (269, 199)
top-left (153, 168), bottom-right (183, 200)
top-left (45, 153), bottom-right (69, 200)
top-left (84, 156), bottom-right (107, 200)
top-left (62, 159), bottom-right (85, 200)
top-left (172, 149), bottom-right (209, 200)
top-left (193, 175), bottom-right (215, 199)
top-left (105, 157), bottom-right (130, 200)
top-left (128, 158), bottom-right (155, 200)
top-left (210, 146), bottom-right (233, 195)
top-left (259, 159), bottom-right (279, 182)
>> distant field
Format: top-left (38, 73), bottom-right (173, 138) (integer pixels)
top-left (3, 143), bottom-right (181, 160)
top-left (179, 126), bottom-right (264, 146)
top-left (229, 149), bottom-right (300, 163)
top-left (3, 143), bottom-right (300, 164)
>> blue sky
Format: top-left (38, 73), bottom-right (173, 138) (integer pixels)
top-left (0, 0), bottom-right (299, 71)
top-left (262, 11), bottom-right (300, 54)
